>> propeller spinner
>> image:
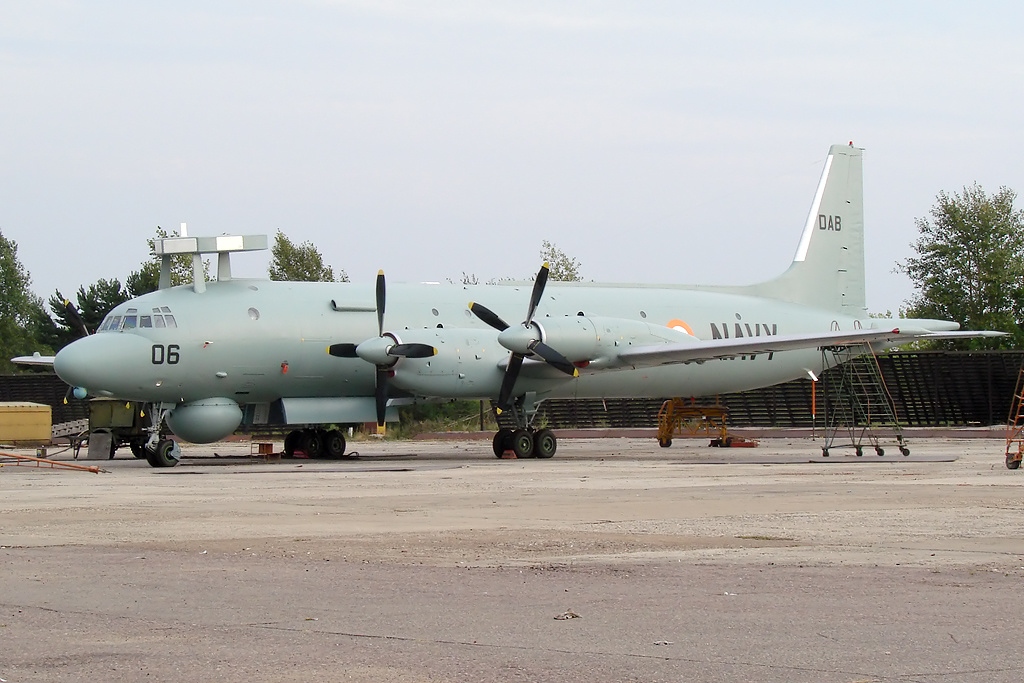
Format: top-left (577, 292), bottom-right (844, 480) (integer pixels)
top-left (468, 262), bottom-right (578, 410)
top-left (327, 270), bottom-right (436, 426)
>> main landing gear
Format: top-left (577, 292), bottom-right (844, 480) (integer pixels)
top-left (283, 428), bottom-right (349, 459)
top-left (491, 397), bottom-right (558, 459)
top-left (492, 427), bottom-right (557, 459)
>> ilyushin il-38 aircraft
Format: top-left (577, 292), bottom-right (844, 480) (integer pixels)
top-left (17, 143), bottom-right (998, 466)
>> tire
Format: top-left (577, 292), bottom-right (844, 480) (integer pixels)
top-left (900, 447), bottom-right (910, 456)
top-left (822, 448), bottom-right (830, 457)
top-left (875, 447), bottom-right (885, 456)
top-left (283, 430), bottom-right (301, 457)
top-left (301, 430), bottom-right (324, 459)
top-left (511, 429), bottom-right (534, 458)
top-left (129, 441), bottom-right (147, 459)
top-left (325, 430), bottom-right (347, 459)
top-left (147, 439), bottom-right (180, 468)
top-left (1007, 457), bottom-right (1021, 470)
top-left (658, 437), bottom-right (672, 448)
top-left (855, 446), bottom-right (863, 457)
top-left (493, 429), bottom-right (513, 458)
top-left (532, 429), bottom-right (557, 459)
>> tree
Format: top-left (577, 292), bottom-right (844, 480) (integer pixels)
top-left (46, 279), bottom-right (130, 348)
top-left (126, 226), bottom-right (211, 297)
top-left (540, 240), bottom-right (583, 282)
top-left (899, 184), bottom-right (1024, 348)
top-left (0, 230), bottom-right (53, 372)
top-left (268, 230), bottom-right (348, 282)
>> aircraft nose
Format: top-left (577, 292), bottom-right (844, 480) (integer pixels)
top-left (54, 333), bottom-right (153, 396)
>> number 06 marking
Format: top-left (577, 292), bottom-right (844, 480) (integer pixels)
top-left (151, 344), bottom-right (181, 365)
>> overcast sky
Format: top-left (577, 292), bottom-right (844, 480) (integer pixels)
top-left (3, 1), bottom-right (1022, 315)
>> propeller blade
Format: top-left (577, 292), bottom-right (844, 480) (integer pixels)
top-left (497, 353), bottom-right (524, 409)
top-left (469, 302), bottom-right (509, 331)
top-left (64, 298), bottom-right (89, 338)
top-left (375, 270), bottom-right (385, 337)
top-left (525, 262), bottom-right (549, 324)
top-left (375, 366), bottom-right (390, 427)
top-left (529, 340), bottom-right (579, 377)
top-left (389, 343), bottom-right (437, 359)
top-left (327, 343), bottom-right (360, 358)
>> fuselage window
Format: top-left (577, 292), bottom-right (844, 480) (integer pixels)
top-left (248, 307), bottom-right (260, 321)
top-left (139, 315), bottom-right (152, 328)
top-left (164, 315), bottom-right (177, 328)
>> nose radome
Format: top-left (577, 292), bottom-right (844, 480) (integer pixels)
top-left (54, 333), bottom-right (153, 395)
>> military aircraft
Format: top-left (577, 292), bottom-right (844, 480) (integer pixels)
top-left (15, 143), bottom-right (999, 466)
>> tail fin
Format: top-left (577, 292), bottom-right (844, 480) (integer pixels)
top-left (756, 143), bottom-right (866, 314)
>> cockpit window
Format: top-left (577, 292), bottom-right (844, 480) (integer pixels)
top-left (164, 314), bottom-right (177, 328)
top-left (140, 315), bottom-right (152, 328)
top-left (107, 315), bottom-right (122, 331)
top-left (154, 316), bottom-right (166, 328)
top-left (98, 316), bottom-right (114, 332)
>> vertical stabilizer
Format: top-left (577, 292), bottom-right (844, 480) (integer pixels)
top-left (757, 144), bottom-right (866, 314)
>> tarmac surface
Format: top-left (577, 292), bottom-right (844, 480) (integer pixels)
top-left (2, 433), bottom-right (1024, 682)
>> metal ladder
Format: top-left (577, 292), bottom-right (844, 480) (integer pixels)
top-left (1004, 364), bottom-right (1024, 470)
top-left (820, 346), bottom-right (909, 457)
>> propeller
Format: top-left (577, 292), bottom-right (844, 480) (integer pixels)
top-left (468, 262), bottom-right (578, 410)
top-left (58, 293), bottom-right (90, 339)
top-left (57, 293), bottom-right (90, 403)
top-left (327, 270), bottom-right (436, 426)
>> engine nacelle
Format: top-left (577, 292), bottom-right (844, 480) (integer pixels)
top-left (166, 397), bottom-right (243, 444)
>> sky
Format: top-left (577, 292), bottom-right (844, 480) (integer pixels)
top-left (2, 1), bottom-right (1023, 316)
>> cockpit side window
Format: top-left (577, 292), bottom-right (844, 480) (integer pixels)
top-left (98, 316), bottom-right (114, 332)
top-left (108, 316), bottom-right (122, 331)
top-left (164, 315), bottom-right (177, 328)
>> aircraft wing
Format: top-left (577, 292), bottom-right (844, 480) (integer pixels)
top-left (10, 353), bottom-right (56, 367)
top-left (615, 328), bottom-right (1004, 368)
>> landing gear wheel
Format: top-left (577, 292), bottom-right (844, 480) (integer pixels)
top-left (283, 430), bottom-right (301, 457)
top-left (1007, 456), bottom-right (1021, 470)
top-left (129, 440), bottom-right (147, 459)
top-left (301, 429), bottom-right (324, 459)
top-left (325, 429), bottom-right (347, 459)
top-left (511, 429), bottom-right (534, 459)
top-left (875, 447), bottom-right (885, 456)
top-left (900, 446), bottom-right (910, 456)
top-left (658, 437), bottom-right (672, 448)
top-left (493, 428), bottom-right (513, 458)
top-left (146, 439), bottom-right (180, 468)
top-left (532, 428), bottom-right (557, 459)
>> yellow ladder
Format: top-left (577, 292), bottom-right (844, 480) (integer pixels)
top-left (1004, 365), bottom-right (1024, 470)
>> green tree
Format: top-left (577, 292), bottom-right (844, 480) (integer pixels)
top-left (46, 279), bottom-right (130, 348)
top-left (899, 184), bottom-right (1024, 348)
top-left (540, 240), bottom-right (583, 282)
top-left (268, 230), bottom-right (348, 282)
top-left (0, 230), bottom-right (53, 372)
top-left (126, 226), bottom-right (211, 296)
